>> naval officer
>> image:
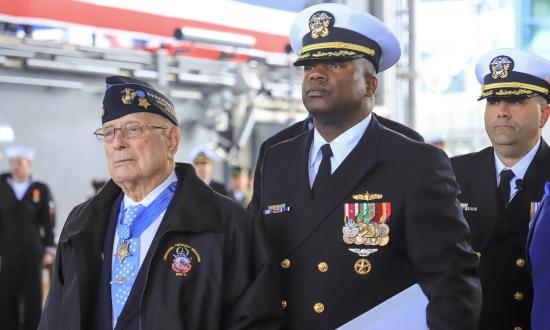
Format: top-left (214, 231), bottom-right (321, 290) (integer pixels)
top-left (259, 3), bottom-right (481, 329)
top-left (451, 48), bottom-right (550, 330)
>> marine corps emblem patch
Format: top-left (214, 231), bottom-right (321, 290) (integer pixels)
top-left (120, 88), bottom-right (136, 105)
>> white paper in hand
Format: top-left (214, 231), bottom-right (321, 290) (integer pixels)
top-left (337, 284), bottom-right (429, 330)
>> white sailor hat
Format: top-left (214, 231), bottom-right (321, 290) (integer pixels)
top-left (5, 146), bottom-right (34, 160)
top-left (289, 3), bottom-right (401, 72)
top-left (475, 48), bottom-right (550, 101)
top-left (189, 146), bottom-right (218, 164)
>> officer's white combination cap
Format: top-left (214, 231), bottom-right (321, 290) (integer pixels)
top-left (5, 146), bottom-right (34, 160)
top-left (475, 48), bottom-right (550, 101)
top-left (189, 146), bottom-right (218, 164)
top-left (290, 3), bottom-right (401, 73)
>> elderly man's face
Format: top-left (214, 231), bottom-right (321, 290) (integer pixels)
top-left (103, 112), bottom-right (179, 188)
top-left (9, 157), bottom-right (32, 181)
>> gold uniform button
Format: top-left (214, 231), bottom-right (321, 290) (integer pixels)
top-left (281, 259), bottom-right (291, 269)
top-left (514, 292), bottom-right (524, 301)
top-left (514, 327), bottom-right (522, 330)
top-left (516, 258), bottom-right (526, 267)
top-left (313, 302), bottom-right (325, 314)
top-left (318, 262), bottom-right (328, 272)
top-left (281, 300), bottom-right (288, 309)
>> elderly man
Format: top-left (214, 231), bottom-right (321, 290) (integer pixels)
top-left (39, 76), bottom-right (281, 330)
top-left (0, 146), bottom-right (55, 330)
top-left (451, 49), bottom-right (550, 330)
top-left (258, 3), bottom-right (481, 329)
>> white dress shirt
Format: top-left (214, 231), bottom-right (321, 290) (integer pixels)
top-left (494, 140), bottom-right (540, 202)
top-left (112, 171), bottom-right (178, 268)
top-left (309, 113), bottom-right (372, 187)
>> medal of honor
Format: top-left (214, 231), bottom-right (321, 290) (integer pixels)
top-left (114, 241), bottom-right (131, 263)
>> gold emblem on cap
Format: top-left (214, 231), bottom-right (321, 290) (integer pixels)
top-left (354, 258), bottom-right (372, 275)
top-left (490, 56), bottom-right (513, 79)
top-left (138, 98), bottom-right (151, 109)
top-left (121, 88), bottom-right (136, 105)
top-left (309, 11), bottom-right (332, 39)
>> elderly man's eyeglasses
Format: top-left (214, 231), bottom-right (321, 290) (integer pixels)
top-left (93, 122), bottom-right (167, 142)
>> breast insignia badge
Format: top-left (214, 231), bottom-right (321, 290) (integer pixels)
top-left (354, 258), bottom-right (372, 275)
top-left (164, 243), bottom-right (201, 277)
top-left (352, 191), bottom-right (383, 201)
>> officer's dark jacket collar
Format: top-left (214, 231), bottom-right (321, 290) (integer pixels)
top-left (59, 162), bottom-right (225, 244)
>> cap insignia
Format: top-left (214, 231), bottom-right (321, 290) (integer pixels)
top-left (121, 88), bottom-right (136, 105)
top-left (138, 97), bottom-right (151, 109)
top-left (309, 11), bottom-right (334, 39)
top-left (490, 56), bottom-right (514, 79)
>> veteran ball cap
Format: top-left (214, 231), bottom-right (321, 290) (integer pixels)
top-left (475, 48), bottom-right (550, 101)
top-left (290, 3), bottom-right (401, 72)
top-left (102, 76), bottom-right (178, 125)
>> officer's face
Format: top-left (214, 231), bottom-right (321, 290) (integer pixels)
top-left (484, 96), bottom-right (549, 151)
top-left (301, 58), bottom-right (376, 122)
top-left (9, 157), bottom-right (31, 181)
top-left (103, 112), bottom-right (180, 190)
top-left (194, 162), bottom-right (212, 183)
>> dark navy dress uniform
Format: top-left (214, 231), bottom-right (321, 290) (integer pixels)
top-left (451, 48), bottom-right (550, 330)
top-left (261, 117), bottom-right (480, 329)
top-left (248, 114), bottom-right (424, 216)
top-left (0, 173), bottom-right (55, 330)
top-left (452, 142), bottom-right (550, 330)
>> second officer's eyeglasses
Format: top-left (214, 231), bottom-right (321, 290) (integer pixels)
top-left (94, 122), bottom-right (167, 142)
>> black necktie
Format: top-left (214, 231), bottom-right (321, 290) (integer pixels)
top-left (312, 144), bottom-right (333, 197)
top-left (498, 169), bottom-right (515, 208)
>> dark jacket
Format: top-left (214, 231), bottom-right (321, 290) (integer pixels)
top-left (0, 173), bottom-right (55, 330)
top-left (39, 163), bottom-right (282, 330)
top-left (260, 117), bottom-right (480, 329)
top-left (209, 180), bottom-right (228, 196)
top-left (451, 140), bottom-right (550, 330)
top-left (0, 173), bottom-right (55, 256)
top-left (248, 114), bottom-right (424, 215)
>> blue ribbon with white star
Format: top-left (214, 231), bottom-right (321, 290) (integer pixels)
top-left (111, 181), bottom-right (177, 323)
